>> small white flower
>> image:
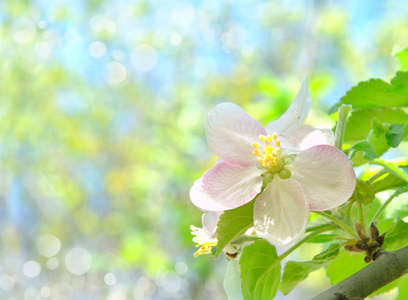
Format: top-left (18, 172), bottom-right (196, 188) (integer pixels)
top-left (190, 211), bottom-right (221, 257)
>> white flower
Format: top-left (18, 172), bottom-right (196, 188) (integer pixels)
top-left (190, 211), bottom-right (221, 257)
top-left (190, 79), bottom-right (356, 246)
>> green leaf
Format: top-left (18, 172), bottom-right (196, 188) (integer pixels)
top-left (280, 262), bottom-right (324, 295)
top-left (350, 118), bottom-right (408, 165)
top-left (371, 117), bottom-right (386, 134)
top-left (385, 122), bottom-right (408, 147)
top-left (280, 243), bottom-right (340, 295)
top-left (395, 49), bottom-right (408, 71)
top-left (350, 140), bottom-right (379, 162)
top-left (372, 165), bottom-right (408, 193)
top-left (326, 249), bottom-right (367, 285)
top-left (349, 179), bottom-right (375, 205)
top-left (395, 183), bottom-right (408, 197)
top-left (366, 118), bottom-right (408, 151)
top-left (383, 200), bottom-right (408, 221)
top-left (371, 159), bottom-right (408, 182)
top-left (376, 218), bottom-right (396, 234)
top-left (335, 71), bottom-right (408, 110)
top-left (396, 273), bottom-right (408, 299)
top-left (335, 72), bottom-right (408, 149)
top-left (240, 240), bottom-right (281, 300)
top-left (344, 108), bottom-right (408, 143)
top-left (313, 243), bottom-right (341, 261)
top-left (382, 218), bottom-right (408, 251)
top-left (367, 198), bottom-right (382, 221)
top-left (366, 118), bottom-right (390, 157)
top-left (391, 70), bottom-right (408, 85)
top-left (352, 118), bottom-right (408, 162)
top-left (215, 199), bottom-right (255, 258)
top-left (306, 233), bottom-right (341, 244)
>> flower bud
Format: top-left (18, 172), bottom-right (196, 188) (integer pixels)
top-left (283, 155), bottom-right (295, 165)
top-left (278, 169), bottom-right (291, 179)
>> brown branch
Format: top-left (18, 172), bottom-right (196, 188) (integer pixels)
top-left (311, 246), bottom-right (408, 300)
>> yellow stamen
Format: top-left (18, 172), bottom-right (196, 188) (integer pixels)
top-left (191, 225), bottom-right (218, 258)
top-left (252, 133), bottom-right (281, 170)
top-left (194, 242), bottom-right (215, 257)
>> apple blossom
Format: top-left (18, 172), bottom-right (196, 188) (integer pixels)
top-left (190, 79), bottom-right (356, 246)
top-left (190, 211), bottom-right (221, 257)
top-left (191, 211), bottom-right (241, 257)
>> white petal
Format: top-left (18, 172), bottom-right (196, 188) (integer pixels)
top-left (278, 125), bottom-right (334, 152)
top-left (254, 177), bottom-right (309, 246)
top-left (286, 145), bottom-right (356, 211)
top-left (206, 102), bottom-right (267, 167)
top-left (223, 258), bottom-right (244, 300)
top-left (190, 162), bottom-right (264, 211)
top-left (202, 211), bottom-right (222, 238)
top-left (266, 78), bottom-right (312, 134)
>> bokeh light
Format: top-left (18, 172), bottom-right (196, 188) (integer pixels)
top-left (0, 0), bottom-right (407, 299)
top-left (104, 272), bottom-right (117, 286)
top-left (103, 61), bottom-right (127, 85)
top-left (64, 247), bottom-right (93, 275)
top-left (22, 261), bottom-right (42, 278)
top-left (36, 234), bottom-right (61, 257)
top-left (89, 41), bottom-right (107, 58)
top-left (131, 44), bottom-right (158, 72)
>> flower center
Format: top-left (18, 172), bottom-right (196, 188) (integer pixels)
top-left (252, 133), bottom-right (282, 171)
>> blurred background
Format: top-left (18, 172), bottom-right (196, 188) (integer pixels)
top-left (0, 0), bottom-right (407, 299)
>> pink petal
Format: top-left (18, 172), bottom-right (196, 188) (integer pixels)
top-left (278, 125), bottom-right (334, 152)
top-left (254, 177), bottom-right (309, 246)
top-left (286, 145), bottom-right (356, 211)
top-left (206, 102), bottom-right (267, 167)
top-left (190, 162), bottom-right (264, 212)
top-left (266, 78), bottom-right (313, 134)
